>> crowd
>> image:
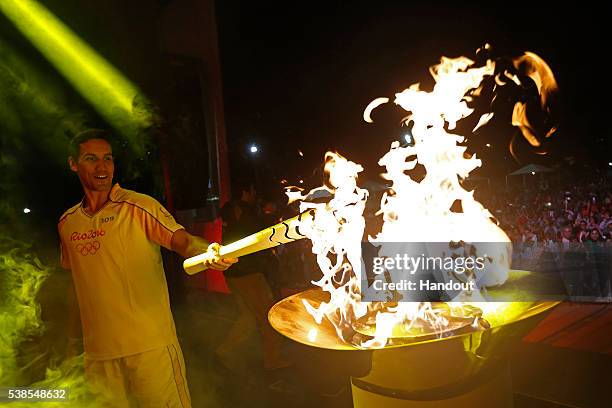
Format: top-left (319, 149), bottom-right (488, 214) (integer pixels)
top-left (484, 175), bottom-right (612, 245)
top-left (479, 174), bottom-right (612, 299)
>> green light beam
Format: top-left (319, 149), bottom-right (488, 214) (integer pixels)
top-left (0, 0), bottom-right (151, 145)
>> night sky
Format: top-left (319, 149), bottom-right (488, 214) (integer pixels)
top-left (217, 1), bottom-right (610, 185)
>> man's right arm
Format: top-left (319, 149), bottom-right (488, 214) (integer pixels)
top-left (170, 229), bottom-right (238, 271)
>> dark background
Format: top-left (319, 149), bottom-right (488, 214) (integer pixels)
top-left (217, 1), bottom-right (610, 187)
top-left (0, 0), bottom-right (610, 229)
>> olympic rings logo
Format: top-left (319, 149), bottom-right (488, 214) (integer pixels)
top-left (76, 241), bottom-right (101, 256)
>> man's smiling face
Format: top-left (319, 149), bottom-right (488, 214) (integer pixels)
top-left (69, 138), bottom-right (115, 192)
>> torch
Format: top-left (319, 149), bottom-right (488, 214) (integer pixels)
top-left (183, 209), bottom-right (315, 274)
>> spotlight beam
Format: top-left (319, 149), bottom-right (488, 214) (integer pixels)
top-left (0, 0), bottom-right (150, 139)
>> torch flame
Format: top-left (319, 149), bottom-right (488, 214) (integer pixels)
top-left (297, 152), bottom-right (370, 342)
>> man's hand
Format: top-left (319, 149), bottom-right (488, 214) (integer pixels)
top-left (171, 230), bottom-right (238, 271)
top-left (203, 243), bottom-right (238, 271)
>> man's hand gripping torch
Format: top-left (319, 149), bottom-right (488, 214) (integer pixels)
top-left (183, 210), bottom-right (315, 275)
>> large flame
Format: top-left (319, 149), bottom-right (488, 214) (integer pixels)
top-left (292, 152), bottom-right (370, 343)
top-left (294, 50), bottom-right (555, 348)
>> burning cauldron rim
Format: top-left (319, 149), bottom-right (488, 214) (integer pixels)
top-left (269, 269), bottom-right (561, 351)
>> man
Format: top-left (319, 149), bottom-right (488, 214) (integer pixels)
top-left (559, 225), bottom-right (586, 299)
top-left (58, 129), bottom-right (237, 407)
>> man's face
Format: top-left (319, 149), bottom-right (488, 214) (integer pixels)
top-left (562, 228), bottom-right (572, 239)
top-left (69, 138), bottom-right (114, 192)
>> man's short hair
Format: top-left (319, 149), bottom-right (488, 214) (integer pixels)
top-left (68, 129), bottom-right (114, 159)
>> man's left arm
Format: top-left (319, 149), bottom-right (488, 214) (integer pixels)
top-left (170, 229), bottom-right (237, 271)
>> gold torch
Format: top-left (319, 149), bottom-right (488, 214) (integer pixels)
top-left (183, 209), bottom-right (316, 274)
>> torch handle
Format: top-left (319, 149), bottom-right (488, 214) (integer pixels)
top-left (183, 209), bottom-right (315, 275)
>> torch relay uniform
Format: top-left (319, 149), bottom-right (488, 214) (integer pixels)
top-left (58, 183), bottom-right (191, 407)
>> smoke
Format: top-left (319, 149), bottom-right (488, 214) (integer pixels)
top-left (0, 237), bottom-right (48, 384)
top-left (0, 231), bottom-right (235, 407)
top-left (0, 235), bottom-right (98, 406)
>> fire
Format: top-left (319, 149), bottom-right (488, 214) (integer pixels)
top-left (512, 102), bottom-right (540, 147)
top-left (363, 97), bottom-right (389, 123)
top-left (293, 49), bottom-right (554, 348)
top-left (512, 52), bottom-right (558, 111)
top-left (291, 152), bottom-right (370, 342)
top-left (510, 52), bottom-right (559, 154)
